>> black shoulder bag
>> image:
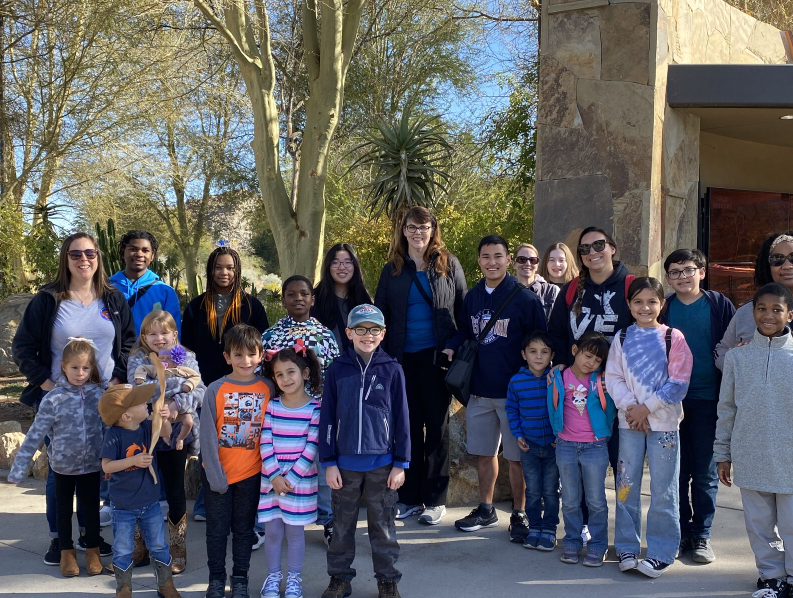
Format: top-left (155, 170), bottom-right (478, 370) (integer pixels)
top-left (445, 284), bottom-right (524, 406)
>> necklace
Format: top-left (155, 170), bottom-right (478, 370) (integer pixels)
top-left (70, 288), bottom-right (95, 306)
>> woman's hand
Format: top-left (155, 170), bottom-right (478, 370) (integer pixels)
top-left (40, 379), bottom-right (55, 392)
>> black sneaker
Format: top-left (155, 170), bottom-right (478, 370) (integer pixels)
top-left (76, 534), bottom-right (113, 557)
top-left (637, 557), bottom-right (672, 578)
top-left (618, 552), bottom-right (639, 572)
top-left (43, 538), bottom-right (60, 566)
top-left (508, 511), bottom-right (529, 543)
top-left (324, 522), bottom-right (334, 547)
top-left (454, 505), bottom-right (498, 532)
top-left (754, 578), bottom-right (791, 598)
top-left (691, 538), bottom-right (715, 563)
top-left (678, 536), bottom-right (694, 557)
top-left (206, 576), bottom-right (226, 598)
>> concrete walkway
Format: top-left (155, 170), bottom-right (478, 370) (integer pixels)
top-left (0, 472), bottom-right (760, 598)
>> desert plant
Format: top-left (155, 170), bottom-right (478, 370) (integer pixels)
top-left (95, 218), bottom-right (122, 277)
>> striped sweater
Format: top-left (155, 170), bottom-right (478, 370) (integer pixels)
top-left (258, 395), bottom-right (320, 526)
top-left (506, 366), bottom-right (555, 446)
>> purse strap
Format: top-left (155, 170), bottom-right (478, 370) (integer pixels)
top-left (408, 267), bottom-right (434, 308)
top-left (475, 284), bottom-right (524, 344)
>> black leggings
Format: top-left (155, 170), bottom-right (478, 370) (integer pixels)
top-left (157, 448), bottom-right (188, 524)
top-left (53, 471), bottom-right (100, 550)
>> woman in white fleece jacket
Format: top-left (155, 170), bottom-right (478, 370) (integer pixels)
top-left (605, 277), bottom-right (692, 579)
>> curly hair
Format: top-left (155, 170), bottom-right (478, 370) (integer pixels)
top-left (754, 230), bottom-right (793, 288)
top-left (262, 346), bottom-right (322, 396)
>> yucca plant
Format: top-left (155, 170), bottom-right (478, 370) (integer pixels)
top-left (346, 108), bottom-right (453, 227)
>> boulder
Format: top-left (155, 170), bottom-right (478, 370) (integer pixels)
top-left (31, 449), bottom-right (48, 480)
top-left (0, 421), bottom-right (22, 435)
top-left (0, 294), bottom-right (34, 376)
top-left (184, 455), bottom-right (201, 500)
top-left (0, 431), bottom-right (25, 469)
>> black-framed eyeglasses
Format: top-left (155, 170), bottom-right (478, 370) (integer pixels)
top-left (667, 267), bottom-right (700, 280)
top-left (405, 224), bottom-right (432, 234)
top-left (577, 239), bottom-right (609, 255)
top-left (330, 260), bottom-right (354, 268)
top-left (769, 253), bottom-right (793, 267)
top-left (352, 326), bottom-right (383, 336)
top-left (515, 256), bottom-right (539, 265)
top-left (68, 249), bottom-right (98, 260)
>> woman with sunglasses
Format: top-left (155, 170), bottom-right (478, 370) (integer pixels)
top-left (12, 232), bottom-right (135, 566)
top-left (374, 206), bottom-right (467, 526)
top-left (513, 243), bottom-right (558, 320)
top-left (715, 230), bottom-right (793, 370)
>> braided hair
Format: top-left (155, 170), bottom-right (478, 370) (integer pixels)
top-left (202, 246), bottom-right (247, 340)
top-left (572, 227), bottom-right (618, 316)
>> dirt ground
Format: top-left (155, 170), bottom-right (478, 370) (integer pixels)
top-left (0, 377), bottom-right (33, 432)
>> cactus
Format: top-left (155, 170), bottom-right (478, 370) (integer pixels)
top-left (193, 273), bottom-right (203, 298)
top-left (95, 218), bottom-right (122, 277)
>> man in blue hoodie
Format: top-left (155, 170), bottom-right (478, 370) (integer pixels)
top-left (109, 230), bottom-right (182, 336)
top-left (443, 235), bottom-right (546, 541)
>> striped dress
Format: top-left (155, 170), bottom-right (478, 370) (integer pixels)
top-left (258, 395), bottom-right (320, 526)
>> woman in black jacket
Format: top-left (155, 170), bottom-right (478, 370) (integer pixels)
top-left (12, 231), bottom-right (135, 565)
top-left (310, 243), bottom-right (372, 352)
top-left (374, 206), bottom-right (467, 525)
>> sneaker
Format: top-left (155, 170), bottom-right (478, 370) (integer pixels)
top-left (560, 548), bottom-right (579, 564)
top-left (230, 574), bottom-right (250, 598)
top-left (194, 512), bottom-right (207, 522)
top-left (285, 572), bottom-right (303, 598)
top-left (252, 530), bottom-right (266, 550)
top-left (523, 532), bottom-right (540, 550)
top-left (691, 538), bottom-right (715, 563)
top-left (509, 512), bottom-right (530, 543)
top-left (76, 534), bottom-right (113, 557)
top-left (418, 505), bottom-right (446, 525)
top-left (321, 575), bottom-right (352, 598)
top-left (43, 538), bottom-right (60, 566)
top-left (753, 579), bottom-right (791, 598)
top-left (206, 576), bottom-right (227, 598)
top-left (581, 524), bottom-right (591, 546)
top-left (637, 557), bottom-right (671, 578)
top-left (454, 505), bottom-right (498, 532)
top-left (678, 536), bottom-right (694, 556)
top-left (260, 572), bottom-right (282, 598)
top-left (537, 533), bottom-right (556, 552)
top-left (99, 505), bottom-right (112, 527)
top-left (583, 551), bottom-right (605, 567)
top-left (323, 523), bottom-right (333, 547)
top-left (377, 579), bottom-right (401, 598)
top-left (394, 503), bottom-right (423, 520)
top-left (618, 552), bottom-right (639, 572)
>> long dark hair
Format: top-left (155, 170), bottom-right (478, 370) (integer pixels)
top-left (202, 246), bottom-right (249, 340)
top-left (754, 230), bottom-right (793, 288)
top-left (627, 276), bottom-right (665, 303)
top-left (52, 232), bottom-right (113, 301)
top-left (389, 206), bottom-right (449, 277)
top-left (572, 227), bottom-right (618, 316)
top-left (313, 243), bottom-right (371, 328)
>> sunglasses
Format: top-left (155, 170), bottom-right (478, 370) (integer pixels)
top-left (578, 239), bottom-right (610, 255)
top-left (515, 256), bottom-right (539, 265)
top-left (67, 249), bottom-right (98, 261)
top-left (769, 253), bottom-right (793, 267)
top-left (351, 326), bottom-right (383, 336)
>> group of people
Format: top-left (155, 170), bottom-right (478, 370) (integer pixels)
top-left (4, 208), bottom-right (793, 598)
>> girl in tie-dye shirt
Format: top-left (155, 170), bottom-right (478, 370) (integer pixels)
top-left (605, 277), bottom-right (693, 579)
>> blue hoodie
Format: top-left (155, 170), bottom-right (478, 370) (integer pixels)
top-left (110, 269), bottom-right (181, 336)
top-left (446, 275), bottom-right (546, 398)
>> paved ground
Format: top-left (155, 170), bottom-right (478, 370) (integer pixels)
top-left (0, 470), bottom-right (760, 598)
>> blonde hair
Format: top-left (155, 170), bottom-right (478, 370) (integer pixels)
top-left (61, 339), bottom-right (102, 384)
top-left (539, 242), bottom-right (579, 284)
top-left (134, 310), bottom-right (178, 356)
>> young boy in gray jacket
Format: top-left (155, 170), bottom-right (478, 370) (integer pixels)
top-left (715, 283), bottom-right (793, 598)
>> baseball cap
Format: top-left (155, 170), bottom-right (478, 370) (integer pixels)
top-left (98, 383), bottom-right (156, 426)
top-left (347, 304), bottom-right (385, 329)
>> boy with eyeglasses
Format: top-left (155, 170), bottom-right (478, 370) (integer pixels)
top-left (659, 249), bottom-right (735, 564)
top-left (319, 304), bottom-right (410, 598)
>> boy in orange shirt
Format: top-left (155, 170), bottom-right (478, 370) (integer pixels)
top-left (200, 324), bottom-right (276, 598)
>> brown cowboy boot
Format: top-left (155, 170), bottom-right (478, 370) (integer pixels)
top-left (153, 558), bottom-right (182, 598)
top-left (167, 512), bottom-right (187, 575)
top-left (60, 548), bottom-right (79, 577)
top-left (132, 523), bottom-right (150, 567)
top-left (114, 563), bottom-right (133, 598)
top-left (85, 546), bottom-right (103, 576)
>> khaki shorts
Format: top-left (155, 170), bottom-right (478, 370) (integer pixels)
top-left (465, 396), bottom-right (521, 462)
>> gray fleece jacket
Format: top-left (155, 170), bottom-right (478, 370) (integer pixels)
top-left (715, 328), bottom-right (793, 494)
top-left (715, 302), bottom-right (755, 371)
top-left (9, 379), bottom-right (104, 482)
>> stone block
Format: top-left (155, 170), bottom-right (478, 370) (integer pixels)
top-left (0, 421), bottom-right (21, 435)
top-left (0, 431), bottom-right (25, 470)
top-left (704, 0), bottom-right (730, 37)
top-left (546, 11), bottom-right (602, 79)
top-left (184, 455), bottom-right (201, 500)
top-left (729, 6), bottom-right (757, 62)
top-left (674, 5), bottom-right (695, 63)
top-left (692, 10), bottom-right (709, 62)
top-left (614, 189), bottom-right (650, 266)
top-left (577, 79), bottom-right (654, 200)
top-left (746, 21), bottom-right (788, 64)
top-left (0, 294), bottom-right (34, 377)
top-left (705, 32), bottom-right (731, 63)
top-left (537, 124), bottom-right (604, 180)
top-left (600, 3), bottom-right (651, 85)
top-left (663, 108), bottom-right (700, 194)
top-left (533, 174), bottom-right (614, 253)
top-left (538, 56), bottom-right (582, 129)
top-left (31, 449), bottom-right (48, 480)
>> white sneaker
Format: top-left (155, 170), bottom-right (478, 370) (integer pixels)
top-left (418, 505), bottom-right (446, 525)
top-left (395, 503), bottom-right (423, 520)
top-left (99, 505), bottom-right (112, 528)
top-left (581, 525), bottom-right (591, 546)
top-left (252, 530), bottom-right (266, 550)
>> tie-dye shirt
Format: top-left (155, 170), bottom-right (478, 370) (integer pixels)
top-left (558, 368), bottom-right (597, 442)
top-left (605, 324), bottom-right (693, 432)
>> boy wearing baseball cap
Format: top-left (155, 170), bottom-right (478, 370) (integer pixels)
top-left (99, 384), bottom-right (179, 598)
top-left (319, 304), bottom-right (410, 598)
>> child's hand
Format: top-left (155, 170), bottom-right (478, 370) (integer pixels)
top-left (175, 439), bottom-right (184, 451)
top-left (272, 475), bottom-right (292, 495)
top-left (134, 378), bottom-right (145, 386)
top-left (103, 472), bottom-right (111, 481)
top-left (131, 453), bottom-right (153, 468)
top-left (158, 406), bottom-right (172, 420)
top-left (717, 462), bottom-right (732, 487)
top-left (387, 467), bottom-right (405, 490)
top-left (326, 465), bottom-right (343, 490)
top-left (547, 364), bottom-right (565, 384)
top-left (625, 404), bottom-right (650, 427)
top-left (517, 437), bottom-right (529, 452)
top-left (181, 383), bottom-right (191, 393)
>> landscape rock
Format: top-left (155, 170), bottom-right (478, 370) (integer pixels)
top-left (0, 431), bottom-right (25, 470)
top-left (0, 294), bottom-right (33, 376)
top-left (31, 449), bottom-right (48, 480)
top-left (0, 421), bottom-right (22, 435)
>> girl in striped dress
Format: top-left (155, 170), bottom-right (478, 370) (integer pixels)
top-left (259, 343), bottom-right (321, 598)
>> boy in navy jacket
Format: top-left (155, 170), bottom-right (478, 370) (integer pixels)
top-left (444, 234), bottom-right (546, 542)
top-left (659, 248), bottom-right (735, 564)
top-left (319, 304), bottom-right (410, 598)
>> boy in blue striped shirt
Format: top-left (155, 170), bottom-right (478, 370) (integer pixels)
top-left (506, 331), bottom-right (559, 551)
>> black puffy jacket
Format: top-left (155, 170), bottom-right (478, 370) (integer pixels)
top-left (374, 251), bottom-right (467, 363)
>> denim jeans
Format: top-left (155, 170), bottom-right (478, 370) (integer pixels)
top-left (317, 460), bottom-right (332, 526)
top-left (111, 501), bottom-right (170, 571)
top-left (615, 428), bottom-right (680, 564)
top-left (556, 438), bottom-right (609, 555)
top-left (520, 441), bottom-right (560, 534)
top-left (679, 399), bottom-right (719, 539)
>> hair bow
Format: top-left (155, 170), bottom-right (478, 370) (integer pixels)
top-left (169, 345), bottom-right (187, 366)
top-left (263, 348), bottom-right (280, 362)
top-left (293, 338), bottom-right (307, 357)
top-left (66, 336), bottom-right (98, 350)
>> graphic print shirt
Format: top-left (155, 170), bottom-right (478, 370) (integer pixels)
top-left (100, 420), bottom-right (160, 510)
top-left (558, 368), bottom-right (597, 442)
